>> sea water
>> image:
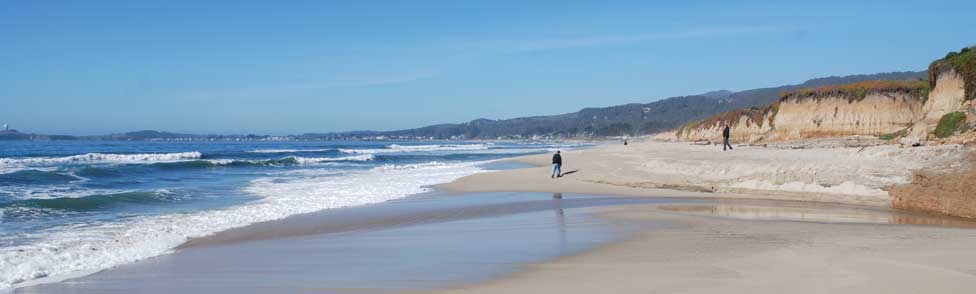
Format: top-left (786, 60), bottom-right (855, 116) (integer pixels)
top-left (0, 140), bottom-right (584, 290)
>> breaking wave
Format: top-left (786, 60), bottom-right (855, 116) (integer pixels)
top-left (339, 144), bottom-right (492, 154)
top-left (0, 152), bottom-right (203, 166)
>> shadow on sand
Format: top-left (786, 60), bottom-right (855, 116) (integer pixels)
top-left (559, 170), bottom-right (580, 177)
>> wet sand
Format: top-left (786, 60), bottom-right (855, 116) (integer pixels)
top-left (13, 192), bottom-right (673, 293)
top-left (448, 204), bottom-right (976, 294)
top-left (15, 189), bottom-right (976, 294)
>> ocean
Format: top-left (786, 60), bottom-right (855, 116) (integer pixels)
top-left (0, 140), bottom-right (583, 290)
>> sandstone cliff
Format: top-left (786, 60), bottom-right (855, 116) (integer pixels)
top-left (888, 48), bottom-right (976, 219)
top-left (772, 89), bottom-right (924, 141)
top-left (907, 48), bottom-right (976, 141)
top-left (674, 107), bottom-right (775, 143)
top-left (672, 81), bottom-right (929, 143)
top-left (671, 47), bottom-right (976, 144)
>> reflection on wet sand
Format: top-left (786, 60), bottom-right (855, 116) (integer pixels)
top-left (657, 203), bottom-right (976, 228)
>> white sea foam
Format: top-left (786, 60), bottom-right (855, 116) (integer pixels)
top-left (0, 152), bottom-right (203, 167)
top-left (288, 154), bottom-right (375, 164)
top-left (0, 166), bottom-right (58, 176)
top-left (339, 143), bottom-right (491, 154)
top-left (205, 159), bottom-right (237, 165)
top-left (246, 148), bottom-right (335, 153)
top-left (201, 155), bottom-right (373, 166)
top-left (2, 186), bottom-right (132, 201)
top-left (370, 161), bottom-right (449, 171)
top-left (0, 160), bottom-right (485, 290)
top-left (388, 143), bottom-right (491, 151)
top-left (0, 170), bottom-right (120, 201)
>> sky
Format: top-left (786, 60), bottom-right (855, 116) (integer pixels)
top-left (1, 0), bottom-right (974, 135)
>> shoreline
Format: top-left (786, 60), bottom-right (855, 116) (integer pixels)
top-left (13, 192), bottom-right (677, 293)
top-left (12, 140), bottom-right (976, 293)
top-left (17, 191), bottom-right (976, 293)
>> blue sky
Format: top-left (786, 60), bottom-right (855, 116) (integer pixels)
top-left (1, 0), bottom-right (974, 135)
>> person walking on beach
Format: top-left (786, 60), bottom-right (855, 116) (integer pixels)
top-left (722, 123), bottom-right (733, 151)
top-left (551, 151), bottom-right (562, 179)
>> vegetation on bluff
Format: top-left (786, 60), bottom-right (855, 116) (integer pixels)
top-left (878, 129), bottom-right (909, 141)
top-left (779, 80), bottom-right (930, 103)
top-left (934, 111), bottom-right (969, 138)
top-left (676, 105), bottom-right (776, 137)
top-left (930, 46), bottom-right (976, 101)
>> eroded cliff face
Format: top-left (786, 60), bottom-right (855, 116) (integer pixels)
top-left (770, 93), bottom-right (923, 140)
top-left (667, 49), bottom-right (975, 144)
top-left (908, 69), bottom-right (969, 139)
top-left (677, 110), bottom-right (773, 143)
top-left (672, 91), bottom-right (925, 143)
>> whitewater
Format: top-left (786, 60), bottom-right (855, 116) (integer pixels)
top-left (0, 140), bottom-right (585, 290)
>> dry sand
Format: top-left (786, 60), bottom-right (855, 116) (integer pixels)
top-left (439, 140), bottom-right (976, 294)
top-left (438, 140), bottom-right (970, 206)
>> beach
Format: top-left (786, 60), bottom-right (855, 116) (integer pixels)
top-left (10, 140), bottom-right (976, 293)
top-left (438, 140), bottom-right (976, 294)
top-left (17, 192), bottom-right (976, 294)
top-left (5, 2), bottom-right (974, 293)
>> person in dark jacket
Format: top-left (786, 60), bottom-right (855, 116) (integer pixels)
top-left (551, 151), bottom-right (562, 178)
top-left (722, 124), bottom-right (733, 151)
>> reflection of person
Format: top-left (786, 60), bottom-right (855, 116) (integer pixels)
top-left (551, 151), bottom-right (562, 179)
top-left (723, 124), bottom-right (733, 151)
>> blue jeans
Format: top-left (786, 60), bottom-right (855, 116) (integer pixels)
top-left (552, 164), bottom-right (561, 177)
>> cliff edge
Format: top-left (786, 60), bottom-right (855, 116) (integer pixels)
top-left (669, 46), bottom-right (976, 145)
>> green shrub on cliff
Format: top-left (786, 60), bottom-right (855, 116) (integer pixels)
top-left (934, 112), bottom-right (968, 138)
top-left (930, 46), bottom-right (976, 101)
top-left (781, 80), bottom-right (929, 103)
top-left (878, 129), bottom-right (908, 140)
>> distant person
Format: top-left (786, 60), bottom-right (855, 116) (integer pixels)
top-left (623, 139), bottom-right (628, 145)
top-left (722, 123), bottom-right (733, 151)
top-left (551, 151), bottom-right (562, 179)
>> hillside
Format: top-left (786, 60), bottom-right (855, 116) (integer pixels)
top-left (2, 72), bottom-right (927, 141)
top-left (369, 71), bottom-right (926, 139)
top-left (0, 130), bottom-right (76, 141)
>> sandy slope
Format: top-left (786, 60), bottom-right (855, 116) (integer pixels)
top-left (439, 140), bottom-right (970, 206)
